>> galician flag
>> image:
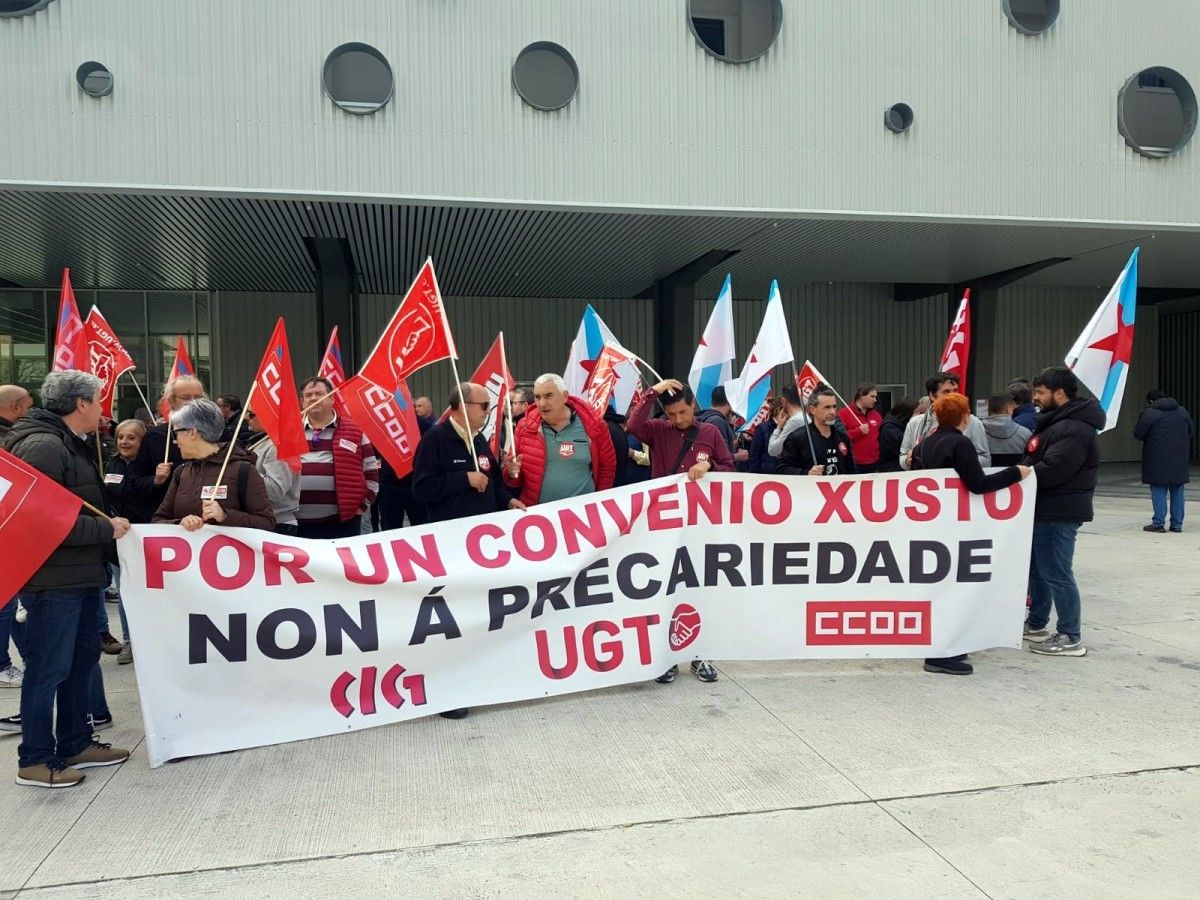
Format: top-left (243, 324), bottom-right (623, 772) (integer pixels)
top-left (722, 280), bottom-right (793, 424)
top-left (563, 304), bottom-right (640, 413)
top-left (688, 274), bottom-right (736, 409)
top-left (1065, 247), bottom-right (1139, 433)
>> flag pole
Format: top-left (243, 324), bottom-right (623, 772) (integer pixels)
top-left (448, 356), bottom-right (481, 472)
top-left (499, 332), bottom-right (516, 455)
top-left (124, 372), bottom-right (158, 425)
top-left (82, 498), bottom-right (112, 521)
top-left (95, 427), bottom-right (105, 477)
top-left (163, 420), bottom-right (173, 464)
top-left (208, 382), bottom-right (256, 498)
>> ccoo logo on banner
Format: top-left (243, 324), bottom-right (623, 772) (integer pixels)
top-left (119, 471), bottom-right (1035, 767)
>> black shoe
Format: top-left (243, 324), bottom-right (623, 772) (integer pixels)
top-left (655, 665), bottom-right (678, 684)
top-left (923, 657), bottom-right (974, 675)
top-left (1143, 524), bottom-right (1166, 533)
top-left (1170, 527), bottom-right (1183, 533)
top-left (439, 708), bottom-right (469, 720)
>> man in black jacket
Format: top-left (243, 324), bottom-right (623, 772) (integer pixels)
top-left (1021, 366), bottom-right (1105, 658)
top-left (4, 371), bottom-right (133, 788)
top-left (411, 382), bottom-right (526, 720)
top-left (777, 389), bottom-right (857, 477)
top-left (124, 375), bottom-right (206, 520)
top-left (1133, 390), bottom-right (1194, 533)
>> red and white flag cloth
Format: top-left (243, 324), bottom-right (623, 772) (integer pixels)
top-left (440, 334), bottom-right (514, 459)
top-left (939, 289), bottom-right (972, 393)
top-left (360, 258), bottom-right (457, 389)
top-left (52, 268), bottom-right (88, 373)
top-left (794, 360), bottom-right (827, 403)
top-left (252, 319), bottom-right (309, 472)
top-left (0, 448), bottom-right (85, 601)
top-left (317, 326), bottom-right (350, 418)
top-left (582, 341), bottom-right (638, 418)
top-left (159, 336), bottom-right (197, 418)
top-left (340, 376), bottom-right (422, 479)
top-left (83, 306), bottom-right (136, 419)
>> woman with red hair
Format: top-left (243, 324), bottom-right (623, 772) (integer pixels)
top-left (913, 392), bottom-right (1030, 675)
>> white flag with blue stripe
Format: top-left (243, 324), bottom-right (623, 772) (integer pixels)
top-left (1065, 247), bottom-right (1138, 433)
top-left (563, 304), bottom-right (640, 413)
top-left (722, 279), bottom-right (793, 420)
top-left (688, 274), bottom-right (736, 409)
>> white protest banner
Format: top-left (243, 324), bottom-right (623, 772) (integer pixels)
top-left (119, 471), bottom-right (1034, 767)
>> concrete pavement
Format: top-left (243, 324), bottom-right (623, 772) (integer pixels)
top-left (1, 494), bottom-right (1197, 899)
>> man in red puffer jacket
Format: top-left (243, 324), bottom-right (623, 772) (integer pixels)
top-left (504, 373), bottom-right (616, 506)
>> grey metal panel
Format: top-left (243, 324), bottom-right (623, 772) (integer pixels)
top-left (358, 294), bottom-right (654, 401)
top-left (989, 286), bottom-right (1160, 461)
top-left (210, 292), bottom-right (319, 399)
top-left (3, 1), bottom-right (1200, 226)
top-left (1159, 309), bottom-right (1200, 459)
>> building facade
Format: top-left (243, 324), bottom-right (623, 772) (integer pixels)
top-left (2, 0), bottom-right (1199, 460)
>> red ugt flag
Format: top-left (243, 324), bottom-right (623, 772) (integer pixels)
top-left (52, 268), bottom-right (88, 373)
top-left (0, 448), bottom-right (85, 601)
top-left (84, 306), bottom-right (136, 419)
top-left (939, 289), bottom-right (972, 394)
top-left (253, 319), bottom-right (308, 472)
top-left (340, 375), bottom-right (421, 479)
top-left (582, 341), bottom-right (636, 419)
top-left (317, 326), bottom-right (350, 417)
top-left (360, 258), bottom-right (457, 388)
top-left (160, 336), bottom-right (196, 418)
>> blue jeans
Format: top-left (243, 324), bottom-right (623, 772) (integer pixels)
top-left (0, 595), bottom-right (28, 670)
top-left (1150, 484), bottom-right (1185, 530)
top-left (17, 587), bottom-right (102, 768)
top-left (1027, 522), bottom-right (1082, 641)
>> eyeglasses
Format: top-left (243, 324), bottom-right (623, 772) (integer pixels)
top-left (245, 411), bottom-right (257, 420)
top-left (467, 400), bottom-right (492, 412)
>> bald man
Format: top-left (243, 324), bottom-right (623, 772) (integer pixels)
top-left (0, 384), bottom-right (34, 442)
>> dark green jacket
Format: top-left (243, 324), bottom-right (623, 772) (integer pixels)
top-left (3, 409), bottom-right (115, 591)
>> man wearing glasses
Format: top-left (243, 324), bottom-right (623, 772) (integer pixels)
top-left (296, 377), bottom-right (379, 540)
top-left (412, 382), bottom-right (526, 721)
top-left (125, 375), bottom-right (206, 514)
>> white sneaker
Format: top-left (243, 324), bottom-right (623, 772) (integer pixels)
top-left (0, 665), bottom-right (22, 688)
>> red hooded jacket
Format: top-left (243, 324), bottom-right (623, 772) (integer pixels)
top-left (504, 397), bottom-right (617, 505)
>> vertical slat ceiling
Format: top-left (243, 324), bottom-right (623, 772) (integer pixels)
top-left (2, 189), bottom-right (1200, 296)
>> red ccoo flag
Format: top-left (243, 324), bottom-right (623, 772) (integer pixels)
top-left (340, 375), bottom-right (421, 479)
top-left (360, 258), bottom-right (457, 389)
top-left (317, 326), bottom-right (350, 417)
top-left (84, 306), bottom-right (136, 419)
top-left (939, 289), bottom-right (972, 394)
top-left (160, 336), bottom-right (196, 418)
top-left (0, 448), bottom-right (86, 601)
top-left (252, 319), bottom-right (308, 472)
top-left (52, 268), bottom-right (89, 373)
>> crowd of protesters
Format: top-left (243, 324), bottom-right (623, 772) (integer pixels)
top-left (0, 356), bottom-right (1192, 787)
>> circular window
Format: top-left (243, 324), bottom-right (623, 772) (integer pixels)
top-left (511, 42), bottom-right (579, 111)
top-left (322, 43), bottom-right (394, 115)
top-left (884, 103), bottom-right (914, 133)
top-left (688, 0), bottom-right (782, 64)
top-left (1002, 0), bottom-right (1060, 35)
top-left (1118, 68), bottom-right (1198, 159)
top-left (75, 62), bottom-right (113, 98)
top-left (0, 0), bottom-right (55, 17)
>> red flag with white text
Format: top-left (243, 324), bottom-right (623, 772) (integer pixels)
top-left (360, 259), bottom-right (457, 389)
top-left (52, 268), bottom-right (88, 373)
top-left (582, 341), bottom-right (638, 418)
top-left (340, 375), bottom-right (421, 479)
top-left (84, 306), bottom-right (136, 419)
top-left (939, 290), bottom-right (972, 394)
top-left (252, 319), bottom-right (308, 472)
top-left (0, 448), bottom-right (84, 601)
top-left (317, 326), bottom-right (350, 418)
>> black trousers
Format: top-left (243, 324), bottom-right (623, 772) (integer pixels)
top-left (378, 480), bottom-right (428, 531)
top-left (297, 518), bottom-right (362, 540)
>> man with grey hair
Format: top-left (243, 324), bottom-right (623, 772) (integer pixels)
top-left (4, 371), bottom-right (132, 788)
top-left (126, 374), bottom-right (207, 515)
top-left (504, 373), bottom-right (616, 507)
top-left (0, 384), bottom-right (34, 441)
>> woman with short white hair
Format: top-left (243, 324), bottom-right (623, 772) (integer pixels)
top-left (152, 399), bottom-right (275, 532)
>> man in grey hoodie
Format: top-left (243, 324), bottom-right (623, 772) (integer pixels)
top-left (982, 393), bottom-right (1032, 466)
top-left (900, 372), bottom-right (991, 470)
